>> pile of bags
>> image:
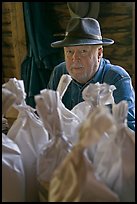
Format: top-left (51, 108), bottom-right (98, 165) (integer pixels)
top-left (2, 76), bottom-right (135, 202)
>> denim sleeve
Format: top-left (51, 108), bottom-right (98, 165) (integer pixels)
top-left (47, 67), bottom-right (59, 90)
top-left (104, 68), bottom-right (135, 131)
top-left (47, 62), bottom-right (68, 90)
top-left (113, 77), bottom-right (135, 131)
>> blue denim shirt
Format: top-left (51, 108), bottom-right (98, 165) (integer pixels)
top-left (47, 58), bottom-right (135, 131)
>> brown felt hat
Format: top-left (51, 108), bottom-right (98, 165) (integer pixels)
top-left (51, 17), bottom-right (114, 48)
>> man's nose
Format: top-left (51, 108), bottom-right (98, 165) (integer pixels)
top-left (72, 51), bottom-right (80, 61)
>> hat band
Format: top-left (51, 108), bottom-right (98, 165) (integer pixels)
top-left (65, 32), bottom-right (102, 40)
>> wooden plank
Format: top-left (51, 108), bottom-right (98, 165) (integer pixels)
top-left (2, 12), bottom-right (11, 23)
top-left (2, 36), bottom-right (13, 46)
top-left (10, 2), bottom-right (27, 79)
top-left (2, 2), bottom-right (27, 81)
top-left (2, 56), bottom-right (16, 68)
top-left (107, 32), bottom-right (131, 45)
top-left (101, 15), bottom-right (132, 30)
top-left (2, 23), bottom-right (11, 33)
top-left (3, 70), bottom-right (16, 80)
top-left (2, 46), bottom-right (14, 56)
top-left (104, 46), bottom-right (132, 57)
top-left (2, 2), bottom-right (11, 13)
top-left (99, 2), bottom-right (134, 87)
top-left (100, 2), bottom-right (132, 15)
top-left (3, 67), bottom-right (16, 78)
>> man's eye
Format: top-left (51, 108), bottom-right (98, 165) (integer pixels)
top-left (80, 49), bottom-right (87, 53)
top-left (66, 50), bottom-right (73, 54)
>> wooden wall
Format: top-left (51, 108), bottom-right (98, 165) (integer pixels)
top-left (2, 2), bottom-right (27, 125)
top-left (98, 2), bottom-right (135, 87)
top-left (2, 2), bottom-right (27, 83)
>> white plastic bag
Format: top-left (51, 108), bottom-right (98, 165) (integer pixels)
top-left (40, 89), bottom-right (81, 145)
top-left (72, 82), bottom-right (116, 123)
top-left (93, 101), bottom-right (135, 202)
top-left (7, 107), bottom-right (49, 202)
top-left (6, 78), bottom-right (49, 202)
top-left (35, 91), bottom-right (72, 202)
top-left (57, 74), bottom-right (72, 99)
top-left (49, 106), bottom-right (119, 202)
top-left (2, 133), bottom-right (25, 202)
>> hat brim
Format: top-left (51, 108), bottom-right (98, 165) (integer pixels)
top-left (51, 37), bottom-right (114, 48)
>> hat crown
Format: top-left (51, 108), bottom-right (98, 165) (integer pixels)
top-left (51, 17), bottom-right (114, 47)
top-left (66, 17), bottom-right (102, 40)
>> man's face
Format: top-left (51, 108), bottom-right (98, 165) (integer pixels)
top-left (64, 45), bottom-right (102, 84)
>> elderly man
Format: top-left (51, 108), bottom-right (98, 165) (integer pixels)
top-left (47, 17), bottom-right (135, 131)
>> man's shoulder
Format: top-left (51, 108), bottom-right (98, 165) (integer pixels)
top-left (54, 61), bottom-right (68, 74)
top-left (47, 61), bottom-right (68, 90)
top-left (103, 58), bottom-right (130, 80)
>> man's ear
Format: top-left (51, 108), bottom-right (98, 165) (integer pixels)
top-left (98, 47), bottom-right (103, 62)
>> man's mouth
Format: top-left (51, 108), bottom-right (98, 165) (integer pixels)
top-left (71, 64), bottom-right (83, 69)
